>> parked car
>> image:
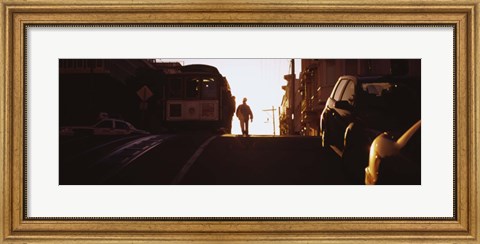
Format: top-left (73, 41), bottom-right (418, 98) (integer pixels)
top-left (365, 120), bottom-right (421, 185)
top-left (60, 119), bottom-right (149, 136)
top-left (319, 75), bottom-right (420, 183)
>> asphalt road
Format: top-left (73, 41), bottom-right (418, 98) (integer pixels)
top-left (60, 133), bottom-right (348, 185)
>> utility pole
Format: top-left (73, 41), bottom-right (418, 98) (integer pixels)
top-left (278, 106), bottom-right (281, 134)
top-left (290, 59), bottom-right (295, 135)
top-left (263, 106), bottom-right (276, 136)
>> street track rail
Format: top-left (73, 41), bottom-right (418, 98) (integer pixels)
top-left (89, 135), bottom-right (171, 183)
top-left (171, 135), bottom-right (218, 184)
top-left (64, 134), bottom-right (142, 162)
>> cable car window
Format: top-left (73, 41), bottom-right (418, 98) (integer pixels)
top-left (201, 78), bottom-right (217, 99)
top-left (186, 78), bottom-right (200, 98)
top-left (167, 79), bottom-right (182, 98)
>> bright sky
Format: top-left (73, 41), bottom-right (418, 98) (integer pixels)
top-left (161, 59), bottom-right (300, 135)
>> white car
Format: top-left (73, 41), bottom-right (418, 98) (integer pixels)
top-left (60, 119), bottom-right (149, 136)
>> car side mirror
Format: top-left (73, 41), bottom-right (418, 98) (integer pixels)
top-left (335, 100), bottom-right (353, 110)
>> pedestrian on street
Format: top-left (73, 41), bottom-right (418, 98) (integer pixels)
top-left (236, 97), bottom-right (253, 136)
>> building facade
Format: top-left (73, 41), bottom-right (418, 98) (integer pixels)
top-left (280, 59), bottom-right (421, 136)
top-left (59, 59), bottom-right (184, 132)
top-left (279, 73), bottom-right (302, 135)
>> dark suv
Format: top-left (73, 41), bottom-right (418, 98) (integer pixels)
top-left (320, 75), bottom-right (420, 183)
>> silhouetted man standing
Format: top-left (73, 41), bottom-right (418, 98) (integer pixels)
top-left (236, 97), bottom-right (253, 136)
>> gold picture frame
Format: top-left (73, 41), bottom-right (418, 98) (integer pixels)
top-left (1, 0), bottom-right (478, 243)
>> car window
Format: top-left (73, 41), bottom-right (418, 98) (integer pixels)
top-left (167, 79), bottom-right (183, 98)
top-left (115, 121), bottom-right (129, 130)
top-left (333, 79), bottom-right (349, 101)
top-left (361, 82), bottom-right (392, 96)
top-left (96, 120), bottom-right (113, 129)
top-left (341, 81), bottom-right (355, 104)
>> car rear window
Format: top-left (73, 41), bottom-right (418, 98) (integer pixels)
top-left (115, 121), bottom-right (129, 130)
top-left (359, 81), bottom-right (420, 125)
top-left (361, 82), bottom-right (393, 96)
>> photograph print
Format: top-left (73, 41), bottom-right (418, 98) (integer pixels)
top-left (59, 59), bottom-right (421, 185)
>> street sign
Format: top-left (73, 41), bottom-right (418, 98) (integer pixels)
top-left (137, 85), bottom-right (153, 102)
top-left (139, 101), bottom-right (148, 110)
